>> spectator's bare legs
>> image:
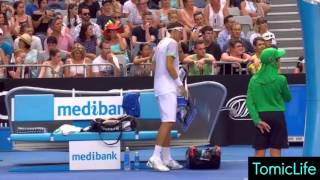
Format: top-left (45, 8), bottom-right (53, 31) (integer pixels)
top-left (270, 148), bottom-right (281, 157)
top-left (255, 149), bottom-right (266, 157)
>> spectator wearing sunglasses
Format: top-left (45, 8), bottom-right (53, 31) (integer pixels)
top-left (73, 6), bottom-right (101, 40)
top-left (78, 0), bottom-right (101, 18)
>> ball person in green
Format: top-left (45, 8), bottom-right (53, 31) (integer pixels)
top-left (246, 48), bottom-right (291, 157)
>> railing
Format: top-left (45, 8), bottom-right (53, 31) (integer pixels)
top-left (0, 64), bottom-right (56, 79)
top-left (126, 63), bottom-right (153, 76)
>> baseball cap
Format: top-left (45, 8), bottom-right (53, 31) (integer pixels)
top-left (262, 32), bottom-right (275, 41)
top-left (260, 48), bottom-right (286, 64)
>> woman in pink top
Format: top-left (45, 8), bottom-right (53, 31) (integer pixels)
top-left (179, 0), bottom-right (199, 29)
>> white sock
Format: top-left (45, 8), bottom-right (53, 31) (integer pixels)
top-left (150, 145), bottom-right (162, 160)
top-left (162, 147), bottom-right (173, 163)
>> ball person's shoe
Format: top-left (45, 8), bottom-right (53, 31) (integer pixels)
top-left (146, 158), bottom-right (170, 172)
top-left (164, 159), bottom-right (183, 170)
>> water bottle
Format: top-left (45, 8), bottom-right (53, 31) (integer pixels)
top-left (124, 146), bottom-right (131, 171)
top-left (134, 151), bottom-right (140, 170)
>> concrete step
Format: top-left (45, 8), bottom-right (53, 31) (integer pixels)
top-left (277, 38), bottom-right (303, 47)
top-left (282, 47), bottom-right (304, 58)
top-left (270, 0), bottom-right (298, 5)
top-left (266, 12), bottom-right (300, 21)
top-left (271, 28), bottom-right (302, 39)
top-left (268, 20), bottom-right (301, 29)
top-left (270, 4), bottom-right (298, 12)
top-left (281, 57), bottom-right (300, 63)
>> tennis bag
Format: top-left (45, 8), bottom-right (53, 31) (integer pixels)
top-left (186, 146), bottom-right (221, 169)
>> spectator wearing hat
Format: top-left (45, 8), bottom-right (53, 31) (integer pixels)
top-left (249, 17), bottom-right (276, 46)
top-left (246, 47), bottom-right (291, 157)
top-left (73, 5), bottom-right (101, 40)
top-left (262, 31), bottom-right (277, 48)
top-left (104, 22), bottom-right (130, 63)
top-left (17, 33), bottom-right (41, 77)
top-left (14, 26), bottom-right (42, 52)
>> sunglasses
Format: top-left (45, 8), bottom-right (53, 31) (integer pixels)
top-left (113, 16), bottom-right (122, 19)
top-left (82, 13), bottom-right (90, 16)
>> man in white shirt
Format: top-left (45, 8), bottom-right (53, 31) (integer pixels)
top-left (73, 5), bottom-right (102, 40)
top-left (147, 22), bottom-right (187, 172)
top-left (92, 41), bottom-right (121, 77)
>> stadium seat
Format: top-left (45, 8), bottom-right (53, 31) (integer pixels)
top-left (234, 16), bottom-right (253, 35)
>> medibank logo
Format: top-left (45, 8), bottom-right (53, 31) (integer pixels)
top-left (72, 151), bottom-right (118, 161)
top-left (54, 96), bottom-right (124, 120)
top-left (57, 101), bottom-right (122, 116)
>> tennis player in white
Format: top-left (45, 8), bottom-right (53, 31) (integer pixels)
top-left (147, 22), bottom-right (187, 172)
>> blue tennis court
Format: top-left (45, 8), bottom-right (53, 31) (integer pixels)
top-left (0, 146), bottom-right (303, 180)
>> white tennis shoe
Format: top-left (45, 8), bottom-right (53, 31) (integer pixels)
top-left (147, 158), bottom-right (170, 172)
top-left (163, 160), bottom-right (183, 170)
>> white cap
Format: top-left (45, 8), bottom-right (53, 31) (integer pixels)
top-left (262, 32), bottom-right (275, 41)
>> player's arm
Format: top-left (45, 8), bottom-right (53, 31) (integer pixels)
top-left (166, 55), bottom-right (187, 97)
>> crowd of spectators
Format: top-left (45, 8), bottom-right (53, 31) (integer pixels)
top-left (0, 0), bottom-right (297, 79)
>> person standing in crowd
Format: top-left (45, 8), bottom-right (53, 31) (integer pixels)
top-left (246, 47), bottom-right (291, 157)
top-left (183, 40), bottom-right (216, 76)
top-left (147, 22), bottom-right (186, 172)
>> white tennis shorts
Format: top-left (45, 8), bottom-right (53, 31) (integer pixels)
top-left (157, 92), bottom-right (177, 122)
